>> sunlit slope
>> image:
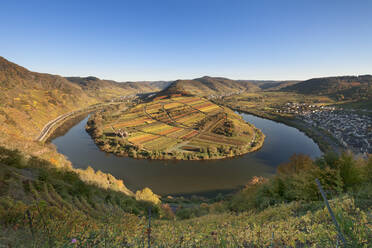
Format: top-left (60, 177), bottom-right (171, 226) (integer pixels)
top-left (169, 76), bottom-right (261, 96)
top-left (0, 57), bottom-right (169, 142)
top-left (66, 76), bottom-right (170, 101)
top-left (0, 57), bottom-right (97, 141)
top-left (281, 75), bottom-right (372, 101)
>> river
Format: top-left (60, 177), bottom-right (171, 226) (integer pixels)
top-left (51, 113), bottom-right (322, 196)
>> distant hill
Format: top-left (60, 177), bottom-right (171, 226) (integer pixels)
top-left (130, 80), bottom-right (172, 90)
top-left (281, 75), bottom-right (372, 100)
top-left (152, 81), bottom-right (193, 99)
top-left (249, 80), bottom-right (300, 90)
top-left (166, 76), bottom-right (261, 96)
top-left (66, 77), bottom-right (170, 101)
top-left (161, 77), bottom-right (301, 96)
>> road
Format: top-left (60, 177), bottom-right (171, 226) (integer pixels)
top-left (35, 103), bottom-right (115, 142)
top-left (36, 111), bottom-right (77, 142)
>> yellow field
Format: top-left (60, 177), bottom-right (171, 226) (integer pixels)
top-left (163, 102), bottom-right (182, 109)
top-left (198, 104), bottom-right (221, 113)
top-left (139, 123), bottom-right (171, 133)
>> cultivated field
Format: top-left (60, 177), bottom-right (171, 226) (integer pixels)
top-left (87, 94), bottom-right (264, 160)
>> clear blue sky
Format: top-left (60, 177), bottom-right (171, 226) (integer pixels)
top-left (1, 0), bottom-right (371, 81)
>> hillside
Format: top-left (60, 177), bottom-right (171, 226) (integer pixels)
top-left (0, 57), bottom-right (165, 204)
top-left (0, 57), bottom-right (97, 141)
top-left (0, 146), bottom-right (157, 246)
top-left (251, 80), bottom-right (300, 90)
top-left (1, 146), bottom-right (370, 247)
top-left (66, 76), bottom-right (170, 101)
top-left (167, 77), bottom-right (302, 96)
top-left (169, 76), bottom-right (261, 96)
top-left (281, 75), bottom-right (372, 100)
top-left (0, 57), bottom-right (170, 145)
top-left (152, 81), bottom-right (193, 98)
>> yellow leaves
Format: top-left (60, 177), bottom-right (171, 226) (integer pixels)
top-left (135, 187), bottom-right (161, 204)
top-left (146, 195), bottom-right (371, 247)
top-left (76, 166), bottom-right (134, 196)
top-left (302, 212), bottom-right (312, 224)
top-left (49, 157), bottom-right (58, 165)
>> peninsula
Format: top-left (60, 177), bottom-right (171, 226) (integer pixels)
top-left (86, 85), bottom-right (265, 160)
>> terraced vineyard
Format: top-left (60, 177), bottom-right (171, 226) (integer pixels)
top-left (86, 92), bottom-right (264, 160)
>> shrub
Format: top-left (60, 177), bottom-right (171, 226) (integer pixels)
top-left (337, 152), bottom-right (363, 189)
top-left (0, 147), bottom-right (25, 168)
top-left (229, 153), bottom-right (370, 212)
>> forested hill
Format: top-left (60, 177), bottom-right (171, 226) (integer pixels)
top-left (281, 75), bottom-right (372, 100)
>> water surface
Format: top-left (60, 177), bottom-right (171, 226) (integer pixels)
top-left (52, 113), bottom-right (321, 196)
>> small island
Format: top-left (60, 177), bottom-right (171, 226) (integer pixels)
top-left (86, 87), bottom-right (265, 160)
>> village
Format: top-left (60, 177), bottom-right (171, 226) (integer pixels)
top-left (276, 103), bottom-right (372, 155)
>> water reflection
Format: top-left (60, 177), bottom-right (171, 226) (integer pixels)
top-left (52, 113), bottom-right (321, 196)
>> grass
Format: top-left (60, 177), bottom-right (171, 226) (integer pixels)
top-left (0, 146), bottom-right (160, 247)
top-left (151, 196), bottom-right (371, 247)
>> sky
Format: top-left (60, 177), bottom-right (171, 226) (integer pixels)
top-left (1, 0), bottom-right (372, 81)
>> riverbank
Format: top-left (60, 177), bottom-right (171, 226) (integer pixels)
top-left (86, 113), bottom-right (265, 161)
top-left (228, 105), bottom-right (343, 153)
top-left (85, 97), bottom-right (266, 161)
top-left (36, 102), bottom-right (119, 143)
top-left (51, 111), bottom-right (321, 195)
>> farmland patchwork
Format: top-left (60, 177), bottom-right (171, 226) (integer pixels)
top-left (86, 94), bottom-right (265, 160)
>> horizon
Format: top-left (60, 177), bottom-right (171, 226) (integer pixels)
top-left (1, 0), bottom-right (372, 81)
top-left (2, 55), bottom-right (371, 83)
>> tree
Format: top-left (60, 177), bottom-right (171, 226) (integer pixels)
top-left (277, 154), bottom-right (313, 175)
top-left (135, 188), bottom-right (161, 204)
